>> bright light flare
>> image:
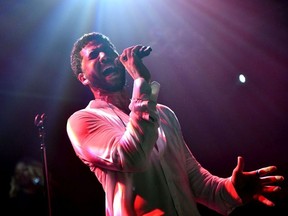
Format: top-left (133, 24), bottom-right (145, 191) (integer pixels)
top-left (239, 74), bottom-right (246, 83)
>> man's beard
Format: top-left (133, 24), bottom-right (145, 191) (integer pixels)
top-left (92, 70), bottom-right (126, 92)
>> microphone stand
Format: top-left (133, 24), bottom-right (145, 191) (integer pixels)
top-left (34, 113), bottom-right (52, 216)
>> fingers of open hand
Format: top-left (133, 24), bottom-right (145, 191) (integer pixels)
top-left (255, 167), bottom-right (284, 193)
top-left (254, 175), bottom-right (283, 205)
top-left (253, 194), bottom-right (275, 207)
top-left (256, 166), bottom-right (277, 177)
top-left (261, 185), bottom-right (282, 193)
top-left (259, 175), bottom-right (284, 185)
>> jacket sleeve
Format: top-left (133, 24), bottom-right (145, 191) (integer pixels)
top-left (66, 78), bottom-right (161, 172)
top-left (184, 145), bottom-right (242, 215)
top-left (167, 108), bottom-right (242, 215)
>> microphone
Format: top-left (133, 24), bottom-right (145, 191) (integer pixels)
top-left (115, 46), bottom-right (152, 66)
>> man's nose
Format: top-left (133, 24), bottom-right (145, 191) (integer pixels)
top-left (99, 52), bottom-right (110, 63)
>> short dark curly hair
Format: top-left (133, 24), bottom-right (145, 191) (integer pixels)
top-left (70, 32), bottom-right (117, 76)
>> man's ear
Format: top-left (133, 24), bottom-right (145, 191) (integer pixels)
top-left (78, 73), bottom-right (89, 85)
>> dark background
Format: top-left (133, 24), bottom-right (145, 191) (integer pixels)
top-left (1, 0), bottom-right (287, 215)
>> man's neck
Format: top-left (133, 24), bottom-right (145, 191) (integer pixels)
top-left (92, 88), bottom-right (130, 114)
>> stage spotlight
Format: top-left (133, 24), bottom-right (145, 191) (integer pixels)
top-left (239, 74), bottom-right (246, 83)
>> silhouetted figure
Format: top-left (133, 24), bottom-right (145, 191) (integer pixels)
top-left (7, 157), bottom-right (48, 216)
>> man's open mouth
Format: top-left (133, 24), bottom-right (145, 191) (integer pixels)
top-left (103, 67), bottom-right (117, 76)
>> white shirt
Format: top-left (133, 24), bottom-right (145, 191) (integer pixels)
top-left (67, 78), bottom-right (242, 216)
